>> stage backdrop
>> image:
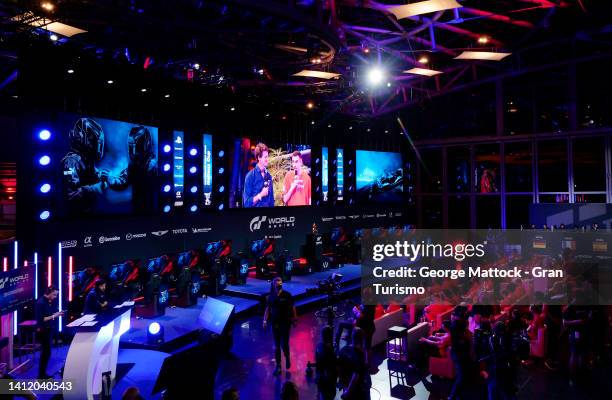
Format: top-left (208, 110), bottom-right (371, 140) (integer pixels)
top-left (31, 204), bottom-right (407, 268)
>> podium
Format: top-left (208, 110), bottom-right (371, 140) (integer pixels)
top-left (63, 306), bottom-right (132, 400)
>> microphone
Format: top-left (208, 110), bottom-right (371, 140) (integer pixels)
top-left (263, 167), bottom-right (270, 188)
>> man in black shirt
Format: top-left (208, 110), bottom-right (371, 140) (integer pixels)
top-left (84, 279), bottom-right (109, 315)
top-left (316, 325), bottom-right (338, 400)
top-left (35, 285), bottom-right (64, 379)
top-left (263, 277), bottom-right (297, 375)
top-left (338, 327), bottom-right (371, 400)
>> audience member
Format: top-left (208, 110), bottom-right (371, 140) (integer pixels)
top-left (338, 327), bottom-right (371, 400)
top-left (316, 326), bottom-right (338, 400)
top-left (221, 387), bottom-right (240, 400)
top-left (280, 381), bottom-right (299, 400)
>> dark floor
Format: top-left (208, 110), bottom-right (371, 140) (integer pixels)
top-left (12, 298), bottom-right (612, 400)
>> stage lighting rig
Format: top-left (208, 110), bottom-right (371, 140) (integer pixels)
top-left (366, 67), bottom-right (385, 86)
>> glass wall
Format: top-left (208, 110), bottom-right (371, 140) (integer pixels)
top-left (416, 135), bottom-right (610, 229)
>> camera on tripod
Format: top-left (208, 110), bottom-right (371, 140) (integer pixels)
top-left (307, 272), bottom-right (343, 297)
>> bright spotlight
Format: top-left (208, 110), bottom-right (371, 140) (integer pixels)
top-left (218, 204), bottom-right (224, 211)
top-left (163, 163), bottom-right (171, 172)
top-left (190, 205), bottom-right (198, 212)
top-left (218, 150), bottom-right (225, 158)
top-left (189, 148), bottom-right (198, 156)
top-left (67, 69), bottom-right (74, 74)
top-left (39, 155), bottom-right (51, 166)
top-left (163, 205), bottom-right (171, 213)
top-left (163, 184), bottom-right (171, 193)
top-left (40, 183), bottom-right (51, 194)
top-left (163, 144), bottom-right (171, 153)
top-left (219, 186), bottom-right (225, 193)
top-left (38, 129), bottom-right (51, 141)
top-left (190, 186), bottom-right (198, 193)
top-left (39, 210), bottom-right (50, 220)
top-left (147, 322), bottom-right (164, 344)
top-left (218, 167), bottom-right (224, 174)
top-left (49, 34), bottom-right (59, 42)
top-left (367, 67), bottom-right (385, 86)
top-left (189, 166), bottom-right (197, 174)
top-left (41, 2), bottom-right (55, 12)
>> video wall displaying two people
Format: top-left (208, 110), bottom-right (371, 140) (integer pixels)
top-left (53, 115), bottom-right (404, 218)
top-left (58, 115), bottom-right (159, 217)
top-left (230, 139), bottom-right (312, 208)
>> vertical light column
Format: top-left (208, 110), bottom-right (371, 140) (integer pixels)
top-left (322, 147), bottom-right (329, 202)
top-left (13, 241), bottom-right (18, 335)
top-left (58, 243), bottom-right (63, 332)
top-left (68, 256), bottom-right (73, 302)
top-left (34, 252), bottom-right (39, 300)
top-left (337, 148), bottom-right (344, 201)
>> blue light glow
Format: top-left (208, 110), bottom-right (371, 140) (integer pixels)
top-left (218, 167), bottom-right (224, 174)
top-left (40, 183), bottom-right (51, 193)
top-left (38, 129), bottom-right (52, 141)
top-left (163, 144), bottom-right (172, 153)
top-left (219, 186), bottom-right (225, 193)
top-left (218, 150), bottom-right (225, 158)
top-left (148, 322), bottom-right (161, 335)
top-left (163, 163), bottom-right (171, 172)
top-left (189, 166), bottom-right (197, 174)
top-left (39, 210), bottom-right (50, 220)
top-left (163, 184), bottom-right (171, 192)
top-left (190, 205), bottom-right (198, 212)
top-left (39, 155), bottom-right (51, 166)
top-left (218, 204), bottom-right (224, 210)
top-left (190, 186), bottom-right (198, 193)
top-left (189, 148), bottom-right (198, 156)
top-left (163, 205), bottom-right (171, 213)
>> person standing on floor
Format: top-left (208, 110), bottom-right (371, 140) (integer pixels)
top-left (263, 277), bottom-right (297, 375)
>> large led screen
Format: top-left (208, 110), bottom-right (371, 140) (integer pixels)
top-left (229, 139), bottom-right (311, 208)
top-left (57, 115), bottom-right (158, 217)
top-left (356, 150), bottom-right (403, 203)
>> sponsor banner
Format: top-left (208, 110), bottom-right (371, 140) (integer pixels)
top-left (322, 147), bottom-right (329, 202)
top-left (61, 240), bottom-right (78, 249)
top-left (83, 236), bottom-right (93, 247)
top-left (172, 228), bottom-right (188, 235)
top-left (249, 215), bottom-right (296, 232)
top-left (98, 236), bottom-right (120, 245)
top-left (0, 267), bottom-right (35, 315)
top-left (173, 130), bottom-right (184, 204)
top-left (191, 227), bottom-right (212, 234)
top-left (151, 230), bottom-right (169, 237)
top-left (321, 217), bottom-right (333, 222)
top-left (335, 216), bottom-right (346, 220)
top-left (337, 148), bottom-right (344, 201)
top-left (203, 133), bottom-right (213, 206)
top-left (126, 233), bottom-right (147, 240)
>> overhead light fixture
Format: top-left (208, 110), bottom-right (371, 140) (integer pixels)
top-left (293, 70), bottom-right (341, 79)
top-left (418, 56), bottom-right (429, 64)
top-left (67, 69), bottom-right (74, 74)
top-left (366, 67), bottom-right (385, 86)
top-left (41, 2), bottom-right (55, 12)
top-left (107, 80), bottom-right (114, 84)
top-left (141, 88), bottom-right (147, 92)
top-left (404, 67), bottom-right (442, 77)
top-left (306, 101), bottom-right (314, 109)
top-left (387, 0), bottom-right (461, 20)
top-left (454, 51), bottom-right (511, 61)
top-left (164, 94), bottom-right (170, 98)
top-left (477, 36), bottom-right (490, 45)
top-left (49, 34), bottom-right (58, 41)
